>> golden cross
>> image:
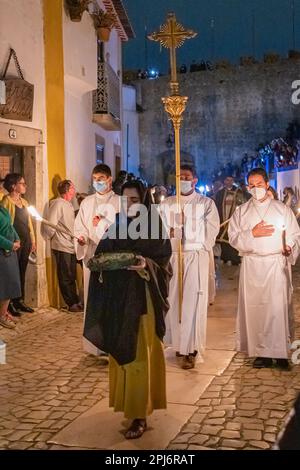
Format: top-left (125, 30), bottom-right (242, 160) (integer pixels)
top-left (148, 12), bottom-right (197, 95)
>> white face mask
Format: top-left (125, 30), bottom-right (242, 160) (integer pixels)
top-left (180, 181), bottom-right (193, 195)
top-left (249, 187), bottom-right (267, 201)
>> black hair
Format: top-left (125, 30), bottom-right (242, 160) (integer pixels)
top-left (121, 180), bottom-right (152, 209)
top-left (92, 164), bottom-right (111, 177)
top-left (121, 180), bottom-right (146, 201)
top-left (3, 173), bottom-right (23, 193)
top-left (247, 167), bottom-right (269, 183)
top-left (180, 164), bottom-right (197, 177)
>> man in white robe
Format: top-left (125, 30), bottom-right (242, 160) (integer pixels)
top-left (228, 167), bottom-right (300, 369)
top-left (74, 164), bottom-right (120, 354)
top-left (161, 165), bottom-right (220, 369)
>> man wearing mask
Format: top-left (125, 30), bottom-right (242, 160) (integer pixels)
top-left (161, 165), bottom-right (220, 369)
top-left (228, 168), bottom-right (300, 369)
top-left (215, 175), bottom-right (250, 265)
top-left (74, 164), bottom-right (120, 354)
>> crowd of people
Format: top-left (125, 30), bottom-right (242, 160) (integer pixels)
top-left (1, 162), bottom-right (300, 446)
top-left (211, 121), bottom-right (300, 185)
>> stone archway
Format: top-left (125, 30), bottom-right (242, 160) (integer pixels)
top-left (0, 121), bottom-right (48, 307)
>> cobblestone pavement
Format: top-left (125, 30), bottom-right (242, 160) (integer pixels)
top-left (167, 266), bottom-right (300, 451)
top-left (1, 265), bottom-right (300, 450)
top-left (0, 309), bottom-right (109, 450)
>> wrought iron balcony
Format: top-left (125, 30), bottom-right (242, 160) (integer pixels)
top-left (93, 62), bottom-right (121, 131)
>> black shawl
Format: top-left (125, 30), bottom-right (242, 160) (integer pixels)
top-left (83, 211), bottom-right (172, 365)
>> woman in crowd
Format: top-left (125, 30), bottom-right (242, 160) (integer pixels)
top-left (84, 181), bottom-right (172, 439)
top-left (1, 173), bottom-right (36, 315)
top-left (0, 206), bottom-right (21, 329)
top-left (283, 187), bottom-right (298, 214)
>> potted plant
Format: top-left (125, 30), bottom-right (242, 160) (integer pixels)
top-left (91, 9), bottom-right (117, 41)
top-left (66, 0), bottom-right (91, 22)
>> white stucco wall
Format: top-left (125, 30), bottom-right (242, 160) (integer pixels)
top-left (63, 3), bottom-right (123, 191)
top-left (64, 89), bottom-right (121, 192)
top-left (0, 0), bottom-right (48, 194)
top-left (122, 85), bottom-right (140, 175)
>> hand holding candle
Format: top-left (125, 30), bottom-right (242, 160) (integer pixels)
top-left (282, 225), bottom-right (291, 257)
top-left (27, 206), bottom-right (79, 240)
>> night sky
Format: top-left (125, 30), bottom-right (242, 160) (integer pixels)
top-left (122, 0), bottom-right (300, 73)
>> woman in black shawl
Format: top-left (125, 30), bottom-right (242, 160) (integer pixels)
top-left (84, 181), bottom-right (172, 439)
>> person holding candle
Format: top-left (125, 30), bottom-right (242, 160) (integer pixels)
top-left (228, 168), bottom-right (300, 369)
top-left (44, 180), bottom-right (82, 313)
top-left (74, 164), bottom-right (120, 355)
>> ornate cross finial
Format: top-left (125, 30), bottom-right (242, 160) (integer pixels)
top-left (148, 13), bottom-right (197, 94)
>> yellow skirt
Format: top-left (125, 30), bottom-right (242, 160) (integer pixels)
top-left (109, 285), bottom-right (166, 419)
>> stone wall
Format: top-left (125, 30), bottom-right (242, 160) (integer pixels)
top-left (137, 60), bottom-right (300, 184)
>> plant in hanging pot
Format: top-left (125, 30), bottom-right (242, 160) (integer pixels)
top-left (66, 0), bottom-right (91, 22)
top-left (91, 9), bottom-right (117, 41)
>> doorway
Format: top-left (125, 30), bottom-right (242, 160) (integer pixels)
top-left (0, 144), bottom-right (24, 178)
top-left (0, 122), bottom-right (47, 307)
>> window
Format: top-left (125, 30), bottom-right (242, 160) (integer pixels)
top-left (95, 135), bottom-right (105, 164)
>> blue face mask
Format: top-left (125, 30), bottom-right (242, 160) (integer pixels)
top-left (93, 180), bottom-right (108, 193)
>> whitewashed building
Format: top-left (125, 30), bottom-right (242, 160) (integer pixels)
top-left (0, 0), bottom-right (135, 306)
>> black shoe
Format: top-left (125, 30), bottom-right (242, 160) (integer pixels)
top-left (68, 303), bottom-right (83, 313)
top-left (275, 359), bottom-right (291, 370)
top-left (13, 300), bottom-right (34, 313)
top-left (253, 357), bottom-right (273, 368)
top-left (8, 302), bottom-right (22, 317)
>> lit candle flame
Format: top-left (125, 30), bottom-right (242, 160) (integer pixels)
top-left (27, 206), bottom-right (43, 222)
top-left (160, 195), bottom-right (165, 202)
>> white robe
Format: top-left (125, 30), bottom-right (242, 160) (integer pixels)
top-left (208, 249), bottom-right (216, 305)
top-left (74, 190), bottom-right (120, 354)
top-left (228, 197), bottom-right (300, 359)
top-left (161, 192), bottom-right (220, 360)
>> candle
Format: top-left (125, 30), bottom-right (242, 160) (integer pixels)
top-left (27, 205), bottom-right (43, 221)
top-left (27, 206), bottom-right (79, 240)
top-left (282, 225), bottom-right (286, 252)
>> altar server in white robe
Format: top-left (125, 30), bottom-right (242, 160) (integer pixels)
top-left (161, 165), bottom-right (220, 369)
top-left (228, 167), bottom-right (300, 369)
top-left (74, 164), bottom-right (120, 354)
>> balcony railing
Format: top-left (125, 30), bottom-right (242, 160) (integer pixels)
top-left (93, 62), bottom-right (121, 131)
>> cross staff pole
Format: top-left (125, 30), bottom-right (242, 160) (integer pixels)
top-left (148, 13), bottom-right (197, 322)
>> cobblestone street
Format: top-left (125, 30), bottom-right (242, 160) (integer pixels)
top-left (0, 264), bottom-right (300, 450)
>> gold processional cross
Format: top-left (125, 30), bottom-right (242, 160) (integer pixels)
top-left (148, 13), bottom-right (197, 322)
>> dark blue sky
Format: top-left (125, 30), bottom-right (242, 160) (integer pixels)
top-left (122, 0), bottom-right (300, 72)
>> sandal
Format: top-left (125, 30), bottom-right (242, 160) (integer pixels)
top-left (125, 419), bottom-right (147, 439)
top-left (0, 314), bottom-right (16, 329)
